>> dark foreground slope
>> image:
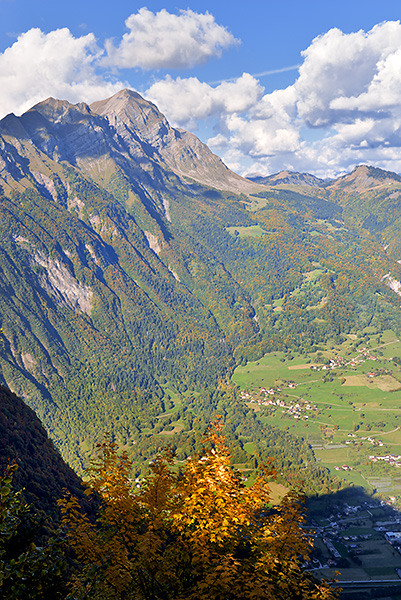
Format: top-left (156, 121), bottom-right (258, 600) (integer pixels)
top-left (0, 385), bottom-right (84, 517)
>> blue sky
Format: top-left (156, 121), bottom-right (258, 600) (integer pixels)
top-left (2, 1), bottom-right (401, 177)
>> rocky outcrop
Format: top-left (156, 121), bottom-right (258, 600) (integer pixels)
top-left (90, 89), bottom-right (260, 193)
top-left (33, 250), bottom-right (93, 314)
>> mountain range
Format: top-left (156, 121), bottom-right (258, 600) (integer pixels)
top-left (1, 88), bottom-right (401, 473)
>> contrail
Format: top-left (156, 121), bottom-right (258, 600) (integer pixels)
top-left (209, 64), bottom-right (300, 85)
top-left (253, 64), bottom-right (301, 77)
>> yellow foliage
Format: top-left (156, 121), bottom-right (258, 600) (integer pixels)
top-left (58, 428), bottom-right (338, 600)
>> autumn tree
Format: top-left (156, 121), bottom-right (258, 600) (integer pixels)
top-left (59, 426), bottom-right (338, 600)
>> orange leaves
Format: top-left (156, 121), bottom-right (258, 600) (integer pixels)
top-left (59, 428), bottom-right (338, 600)
top-left (172, 430), bottom-right (260, 549)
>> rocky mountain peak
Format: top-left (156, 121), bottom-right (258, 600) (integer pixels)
top-left (28, 97), bottom-right (92, 125)
top-left (91, 88), bottom-right (173, 151)
top-left (0, 88), bottom-right (260, 194)
top-left (327, 164), bottom-right (401, 192)
top-left (91, 88), bottom-right (259, 193)
top-left (248, 170), bottom-right (327, 188)
top-left (0, 96), bottom-right (112, 170)
top-left (91, 88), bottom-right (162, 124)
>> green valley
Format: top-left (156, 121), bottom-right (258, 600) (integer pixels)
top-left (3, 89), bottom-right (401, 600)
top-left (233, 328), bottom-right (401, 502)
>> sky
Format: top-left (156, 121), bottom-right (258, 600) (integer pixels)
top-left (2, 1), bottom-right (401, 178)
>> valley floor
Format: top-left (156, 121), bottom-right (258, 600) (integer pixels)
top-left (232, 328), bottom-right (401, 505)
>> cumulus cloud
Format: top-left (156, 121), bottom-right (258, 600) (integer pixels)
top-left (194, 20), bottom-right (401, 177)
top-left (0, 28), bottom-right (125, 119)
top-left (104, 8), bottom-right (239, 70)
top-left (277, 20), bottom-right (401, 174)
top-left (293, 21), bottom-right (401, 127)
top-left (146, 73), bottom-right (263, 129)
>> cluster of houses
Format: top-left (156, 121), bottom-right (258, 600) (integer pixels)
top-left (310, 355), bottom-right (347, 371)
top-left (303, 501), bottom-right (380, 570)
top-left (240, 387), bottom-right (283, 405)
top-left (309, 347), bottom-right (379, 372)
top-left (345, 434), bottom-right (384, 447)
top-left (305, 499), bottom-right (401, 572)
top-left (347, 347), bottom-right (378, 367)
top-left (369, 453), bottom-right (401, 467)
top-left (240, 387), bottom-right (318, 421)
top-left (239, 381), bottom-right (298, 404)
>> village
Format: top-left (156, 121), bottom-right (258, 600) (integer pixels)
top-left (240, 385), bottom-right (318, 421)
top-left (238, 344), bottom-right (393, 424)
top-left (305, 495), bottom-right (401, 589)
top-left (369, 453), bottom-right (401, 467)
top-left (310, 347), bottom-right (380, 371)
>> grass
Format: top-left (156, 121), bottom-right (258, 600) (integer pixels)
top-left (303, 268), bottom-right (325, 283)
top-left (267, 481), bottom-right (289, 504)
top-left (332, 540), bottom-right (348, 557)
top-left (232, 329), bottom-right (401, 499)
top-left (344, 374), bottom-right (401, 391)
top-left (243, 441), bottom-right (256, 454)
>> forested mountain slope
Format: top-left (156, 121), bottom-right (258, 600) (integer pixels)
top-left (0, 89), bottom-right (400, 472)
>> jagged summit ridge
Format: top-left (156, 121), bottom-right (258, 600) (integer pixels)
top-left (248, 170), bottom-right (328, 188)
top-left (91, 88), bottom-right (169, 147)
top-left (30, 97), bottom-right (92, 124)
top-left (0, 89), bottom-right (259, 193)
top-left (90, 88), bottom-right (257, 192)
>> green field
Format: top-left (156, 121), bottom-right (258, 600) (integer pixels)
top-left (232, 329), bottom-right (401, 501)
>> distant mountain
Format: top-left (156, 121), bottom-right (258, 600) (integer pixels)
top-left (326, 164), bottom-right (401, 193)
top-left (247, 170), bottom-right (328, 188)
top-left (0, 89), bottom-right (400, 472)
top-left (248, 164), bottom-right (401, 260)
top-left (321, 165), bottom-right (401, 259)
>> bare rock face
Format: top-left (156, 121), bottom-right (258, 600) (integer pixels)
top-left (0, 88), bottom-right (261, 195)
top-left (3, 97), bottom-right (112, 165)
top-left (91, 89), bottom-right (259, 193)
top-left (33, 250), bottom-right (93, 314)
top-left (144, 231), bottom-right (162, 254)
top-left (92, 89), bottom-right (172, 149)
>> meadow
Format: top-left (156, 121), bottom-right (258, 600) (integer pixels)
top-left (232, 329), bottom-right (401, 501)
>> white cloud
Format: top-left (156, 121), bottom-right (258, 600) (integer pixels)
top-left (330, 48), bottom-right (401, 113)
top-left (104, 8), bottom-right (239, 70)
top-left (293, 21), bottom-right (401, 127)
top-left (225, 113), bottom-right (300, 157)
top-left (146, 73), bottom-right (263, 129)
top-left (0, 28), bottom-right (124, 119)
top-left (207, 133), bottom-right (229, 150)
top-left (204, 20), bottom-right (401, 177)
